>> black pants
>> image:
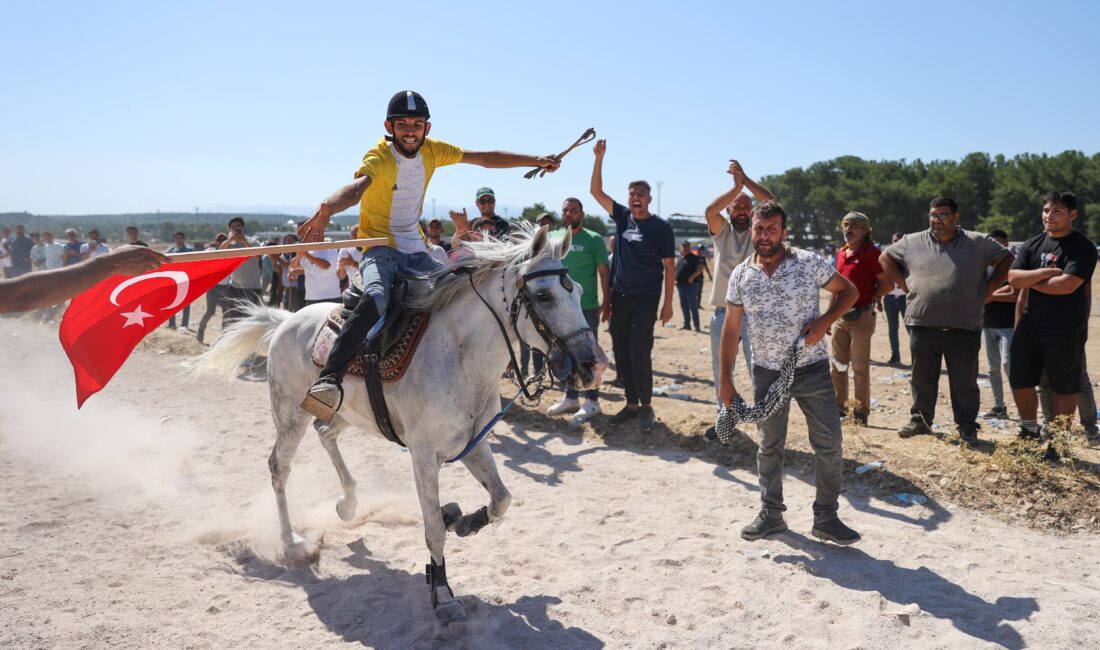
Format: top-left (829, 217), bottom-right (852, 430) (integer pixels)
top-left (610, 292), bottom-right (659, 406)
top-left (196, 285), bottom-right (227, 341)
top-left (222, 287), bottom-right (263, 327)
top-left (909, 326), bottom-right (981, 430)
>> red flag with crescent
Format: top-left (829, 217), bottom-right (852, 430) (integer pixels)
top-left (59, 257), bottom-right (246, 407)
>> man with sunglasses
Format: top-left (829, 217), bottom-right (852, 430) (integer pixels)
top-left (297, 90), bottom-right (561, 422)
top-left (880, 197), bottom-right (1012, 444)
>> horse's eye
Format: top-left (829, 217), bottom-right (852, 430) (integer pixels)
top-left (536, 291), bottom-right (553, 303)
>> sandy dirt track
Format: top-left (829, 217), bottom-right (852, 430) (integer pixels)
top-left (1, 315), bottom-right (1097, 649)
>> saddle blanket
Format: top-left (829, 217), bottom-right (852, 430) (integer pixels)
top-left (311, 307), bottom-right (431, 383)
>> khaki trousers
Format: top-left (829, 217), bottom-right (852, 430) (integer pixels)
top-left (830, 307), bottom-right (876, 415)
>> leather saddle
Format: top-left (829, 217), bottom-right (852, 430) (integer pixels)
top-left (311, 281), bottom-right (431, 384)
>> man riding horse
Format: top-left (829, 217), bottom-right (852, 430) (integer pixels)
top-left (297, 90), bottom-right (562, 422)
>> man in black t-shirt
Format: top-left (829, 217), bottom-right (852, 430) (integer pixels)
top-left (1007, 191), bottom-right (1098, 447)
top-left (591, 138), bottom-right (675, 430)
top-left (981, 230), bottom-right (1019, 419)
top-left (676, 240), bottom-right (704, 331)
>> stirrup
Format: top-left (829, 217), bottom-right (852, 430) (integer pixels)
top-left (300, 379), bottom-right (343, 423)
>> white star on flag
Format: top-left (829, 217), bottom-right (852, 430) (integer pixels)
top-left (120, 304), bottom-right (153, 328)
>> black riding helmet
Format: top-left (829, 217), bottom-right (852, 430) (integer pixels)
top-left (386, 90), bottom-right (430, 121)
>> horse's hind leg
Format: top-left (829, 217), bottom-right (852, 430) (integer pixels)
top-left (268, 401), bottom-right (311, 562)
top-left (314, 417), bottom-right (358, 521)
top-left (453, 441), bottom-right (511, 537)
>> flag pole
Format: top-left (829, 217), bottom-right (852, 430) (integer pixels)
top-left (165, 238), bottom-right (388, 262)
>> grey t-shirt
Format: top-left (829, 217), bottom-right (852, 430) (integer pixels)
top-left (228, 239), bottom-right (263, 289)
top-left (709, 222), bottom-right (753, 308)
top-left (884, 228), bottom-right (1009, 331)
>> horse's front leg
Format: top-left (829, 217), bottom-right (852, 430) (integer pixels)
top-left (452, 441), bottom-right (511, 537)
top-left (409, 449), bottom-right (466, 626)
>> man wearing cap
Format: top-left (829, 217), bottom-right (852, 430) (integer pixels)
top-left (829, 212), bottom-right (891, 426)
top-left (880, 197), bottom-right (1012, 444)
top-left (426, 218), bottom-right (450, 252)
top-left (474, 187), bottom-right (511, 237)
top-left (545, 197), bottom-right (610, 423)
top-left (297, 90), bottom-right (561, 422)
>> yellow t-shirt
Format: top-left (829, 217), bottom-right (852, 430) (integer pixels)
top-left (354, 137), bottom-right (464, 253)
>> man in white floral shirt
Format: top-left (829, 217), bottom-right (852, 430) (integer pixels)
top-left (719, 200), bottom-right (861, 545)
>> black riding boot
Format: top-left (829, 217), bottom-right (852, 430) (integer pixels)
top-left (300, 298), bottom-right (382, 422)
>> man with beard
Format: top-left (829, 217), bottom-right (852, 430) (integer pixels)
top-left (720, 200), bottom-right (861, 544)
top-left (881, 197), bottom-right (1011, 445)
top-left (425, 218), bottom-right (450, 252)
top-left (591, 139), bottom-right (675, 431)
top-left (545, 197), bottom-right (611, 423)
top-left (829, 212), bottom-right (891, 426)
top-left (299, 90), bottom-right (561, 422)
top-left (1008, 191), bottom-right (1097, 454)
top-left (703, 160), bottom-right (775, 415)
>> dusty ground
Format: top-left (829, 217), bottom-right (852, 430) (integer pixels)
top-left (0, 290), bottom-right (1097, 648)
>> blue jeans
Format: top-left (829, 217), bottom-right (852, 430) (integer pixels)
top-left (982, 327), bottom-right (1013, 410)
top-left (565, 308), bottom-right (601, 401)
top-left (753, 360), bottom-right (844, 521)
top-left (883, 294), bottom-right (906, 360)
top-left (710, 307), bottom-right (753, 406)
top-left (320, 246), bottom-right (441, 379)
top-left (677, 284), bottom-right (699, 329)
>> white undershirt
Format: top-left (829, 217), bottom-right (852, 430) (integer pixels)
top-left (390, 151), bottom-right (430, 254)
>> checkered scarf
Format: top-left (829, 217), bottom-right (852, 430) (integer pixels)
top-left (713, 338), bottom-right (805, 443)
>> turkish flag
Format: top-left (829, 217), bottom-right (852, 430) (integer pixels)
top-left (59, 257), bottom-right (246, 407)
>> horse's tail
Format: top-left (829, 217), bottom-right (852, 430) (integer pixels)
top-left (186, 301), bottom-right (291, 380)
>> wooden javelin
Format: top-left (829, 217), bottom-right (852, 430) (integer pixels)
top-left (164, 238), bottom-right (388, 262)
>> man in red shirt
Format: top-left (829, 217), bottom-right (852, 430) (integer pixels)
top-left (830, 212), bottom-right (892, 425)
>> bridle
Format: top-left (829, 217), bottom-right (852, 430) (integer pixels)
top-left (461, 264), bottom-right (592, 402)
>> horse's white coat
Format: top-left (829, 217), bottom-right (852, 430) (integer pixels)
top-left (192, 226), bottom-right (606, 621)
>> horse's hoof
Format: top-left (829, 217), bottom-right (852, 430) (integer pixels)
top-left (434, 598), bottom-right (466, 626)
top-left (440, 502), bottom-right (462, 531)
top-left (283, 533), bottom-right (320, 566)
top-left (336, 496), bottom-right (358, 521)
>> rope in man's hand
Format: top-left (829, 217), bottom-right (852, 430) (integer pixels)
top-left (524, 128), bottom-right (596, 179)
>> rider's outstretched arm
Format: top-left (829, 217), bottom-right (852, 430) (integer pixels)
top-left (461, 150), bottom-right (560, 172)
top-left (298, 176), bottom-right (372, 242)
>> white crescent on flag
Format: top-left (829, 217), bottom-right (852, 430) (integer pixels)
top-left (108, 271), bottom-right (191, 310)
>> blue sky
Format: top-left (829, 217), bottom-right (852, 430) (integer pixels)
top-left (2, 0), bottom-right (1097, 219)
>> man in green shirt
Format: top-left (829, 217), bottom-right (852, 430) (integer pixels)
top-left (547, 197), bottom-right (611, 423)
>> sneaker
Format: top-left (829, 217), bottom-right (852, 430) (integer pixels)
top-left (1017, 425), bottom-right (1041, 440)
top-left (679, 325), bottom-right (691, 331)
top-left (897, 418), bottom-right (933, 438)
top-left (300, 376), bottom-right (343, 423)
top-left (1042, 443), bottom-right (1062, 462)
top-left (610, 377), bottom-right (625, 389)
top-left (958, 428), bottom-right (979, 446)
top-left (637, 405), bottom-right (657, 430)
top-left (886, 355), bottom-right (900, 365)
top-left (547, 397), bottom-right (581, 416)
top-left (854, 412), bottom-right (869, 427)
top-left (811, 517), bottom-right (861, 545)
top-left (740, 511), bottom-right (788, 541)
top-left (571, 400), bottom-right (601, 424)
top-left (982, 406), bottom-right (1009, 419)
top-left (608, 405), bottom-right (638, 426)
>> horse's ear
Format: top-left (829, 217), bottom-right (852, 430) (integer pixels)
top-left (556, 228), bottom-right (573, 259)
top-left (530, 225), bottom-right (549, 258)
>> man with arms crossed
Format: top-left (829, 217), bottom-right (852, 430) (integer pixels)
top-left (1007, 191), bottom-right (1097, 454)
top-left (299, 91), bottom-right (560, 422)
top-left (719, 201), bottom-right (861, 544)
top-left (880, 198), bottom-right (1012, 444)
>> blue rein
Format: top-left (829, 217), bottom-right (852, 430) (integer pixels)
top-left (446, 387), bottom-right (523, 463)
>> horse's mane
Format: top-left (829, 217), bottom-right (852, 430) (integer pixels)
top-left (407, 221), bottom-right (554, 314)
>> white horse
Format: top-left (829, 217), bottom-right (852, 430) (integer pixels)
top-left (192, 225), bottom-right (607, 625)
